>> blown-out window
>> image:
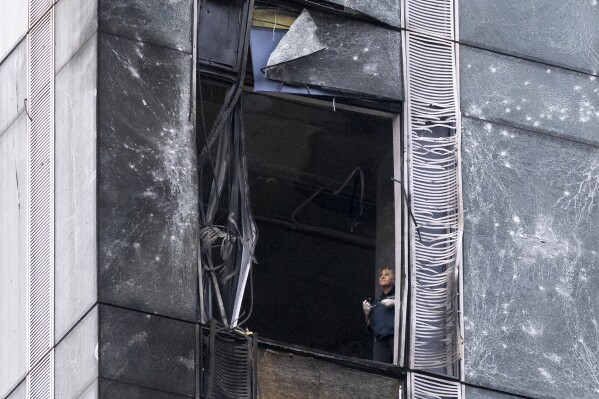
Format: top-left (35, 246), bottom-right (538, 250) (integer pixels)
top-left (196, 0), bottom-right (406, 367)
top-left (240, 92), bottom-right (402, 362)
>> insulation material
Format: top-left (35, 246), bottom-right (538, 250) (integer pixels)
top-left (323, 0), bottom-right (401, 28)
top-left (264, 9), bottom-right (403, 100)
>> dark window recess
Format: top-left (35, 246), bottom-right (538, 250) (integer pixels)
top-left (224, 92), bottom-right (395, 360)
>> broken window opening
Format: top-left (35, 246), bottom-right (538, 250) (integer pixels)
top-left (196, 0), bottom-right (407, 368)
top-left (249, 5), bottom-right (403, 101)
top-left (227, 90), bottom-right (404, 364)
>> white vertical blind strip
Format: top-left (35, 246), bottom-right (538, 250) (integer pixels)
top-left (409, 372), bottom-right (462, 399)
top-left (29, 0), bottom-right (52, 29)
top-left (27, 5), bottom-right (54, 398)
top-left (404, 0), bottom-right (464, 373)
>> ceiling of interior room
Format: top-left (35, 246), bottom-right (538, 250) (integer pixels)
top-left (242, 93), bottom-right (393, 201)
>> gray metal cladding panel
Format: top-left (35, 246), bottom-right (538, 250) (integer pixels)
top-left (99, 0), bottom-right (193, 52)
top-left (78, 379), bottom-right (99, 399)
top-left (54, 35), bottom-right (97, 343)
top-left (265, 9), bottom-right (402, 100)
top-left (97, 33), bottom-right (198, 321)
top-left (54, 0), bottom-right (98, 71)
top-left (460, 45), bottom-right (599, 146)
top-left (465, 387), bottom-right (521, 399)
top-left (0, 112), bottom-right (28, 399)
top-left (5, 379), bottom-right (26, 399)
top-left (197, 0), bottom-right (248, 68)
top-left (99, 305), bottom-right (196, 397)
top-left (459, 0), bottom-right (599, 74)
top-left (55, 306), bottom-right (99, 399)
top-left (462, 116), bottom-right (599, 399)
top-left (0, 38), bottom-right (27, 133)
top-left (0, 0), bottom-right (27, 61)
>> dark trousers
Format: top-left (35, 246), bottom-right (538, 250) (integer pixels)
top-left (373, 335), bottom-right (393, 363)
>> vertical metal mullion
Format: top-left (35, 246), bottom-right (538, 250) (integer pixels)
top-left (392, 114), bottom-right (402, 366)
top-left (453, 0), bottom-right (466, 381)
top-left (402, 29), bottom-right (418, 370)
top-left (400, 0), bottom-right (414, 374)
top-left (403, 0), bottom-right (463, 385)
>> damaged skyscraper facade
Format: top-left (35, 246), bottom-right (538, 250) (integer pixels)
top-left (1, 0), bottom-right (599, 398)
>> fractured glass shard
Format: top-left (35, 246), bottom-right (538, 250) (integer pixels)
top-left (266, 10), bottom-right (326, 66)
top-left (264, 9), bottom-right (403, 100)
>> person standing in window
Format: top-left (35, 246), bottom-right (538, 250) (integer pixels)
top-left (362, 267), bottom-right (396, 363)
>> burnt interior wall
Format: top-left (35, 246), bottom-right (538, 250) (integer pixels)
top-left (257, 348), bottom-right (402, 399)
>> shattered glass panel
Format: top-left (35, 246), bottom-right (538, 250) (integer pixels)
top-left (265, 9), bottom-right (402, 100)
top-left (465, 386), bottom-right (521, 399)
top-left (99, 0), bottom-right (193, 53)
top-left (462, 116), bottom-right (599, 399)
top-left (322, 0), bottom-right (401, 28)
top-left (459, 0), bottom-right (599, 74)
top-left (98, 34), bottom-right (198, 321)
top-left (461, 46), bottom-right (599, 146)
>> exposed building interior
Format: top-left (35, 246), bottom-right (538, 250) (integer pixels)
top-left (199, 86), bottom-right (397, 359)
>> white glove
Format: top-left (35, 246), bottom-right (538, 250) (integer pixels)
top-left (362, 300), bottom-right (372, 314)
top-left (380, 298), bottom-right (395, 307)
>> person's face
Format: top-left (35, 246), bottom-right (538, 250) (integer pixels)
top-left (379, 268), bottom-right (394, 288)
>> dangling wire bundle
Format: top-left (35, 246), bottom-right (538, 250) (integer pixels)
top-left (198, 98), bottom-right (258, 328)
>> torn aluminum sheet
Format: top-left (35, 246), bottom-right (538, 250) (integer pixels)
top-left (198, 97), bottom-right (257, 327)
top-left (266, 9), bottom-right (325, 66)
top-left (251, 27), bottom-right (337, 96)
top-left (264, 9), bottom-right (402, 100)
top-left (323, 0), bottom-right (401, 28)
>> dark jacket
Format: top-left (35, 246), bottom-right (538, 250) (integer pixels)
top-left (369, 287), bottom-right (395, 340)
